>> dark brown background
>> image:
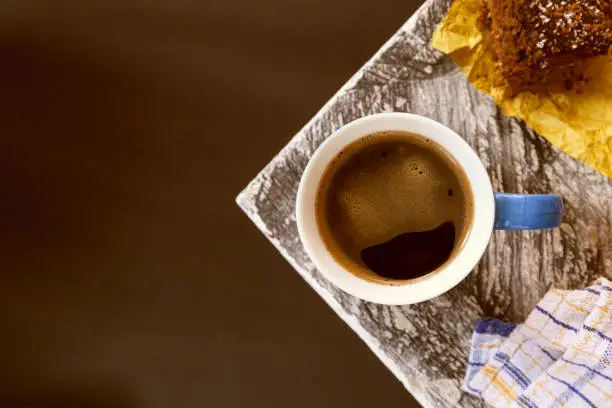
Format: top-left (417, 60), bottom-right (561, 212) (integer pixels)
top-left (0, 0), bottom-right (421, 407)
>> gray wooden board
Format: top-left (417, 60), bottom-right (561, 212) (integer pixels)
top-left (235, 0), bottom-right (612, 406)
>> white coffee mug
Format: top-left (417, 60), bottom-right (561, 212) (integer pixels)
top-left (296, 113), bottom-right (562, 305)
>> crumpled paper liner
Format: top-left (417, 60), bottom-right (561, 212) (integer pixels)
top-left (431, 0), bottom-right (612, 179)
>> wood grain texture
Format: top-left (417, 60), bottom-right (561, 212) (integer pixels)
top-left (236, 0), bottom-right (612, 406)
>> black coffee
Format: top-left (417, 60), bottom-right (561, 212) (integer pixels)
top-left (315, 131), bottom-right (473, 282)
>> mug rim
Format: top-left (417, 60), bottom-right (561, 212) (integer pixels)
top-left (296, 113), bottom-right (495, 305)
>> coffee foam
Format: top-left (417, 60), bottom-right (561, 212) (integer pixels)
top-left (316, 131), bottom-right (474, 282)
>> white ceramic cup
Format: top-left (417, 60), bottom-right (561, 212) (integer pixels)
top-left (296, 113), bottom-right (495, 305)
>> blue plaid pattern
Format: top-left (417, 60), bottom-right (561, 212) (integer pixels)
top-left (464, 278), bottom-right (612, 408)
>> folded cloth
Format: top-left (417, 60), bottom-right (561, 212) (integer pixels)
top-left (465, 278), bottom-right (612, 408)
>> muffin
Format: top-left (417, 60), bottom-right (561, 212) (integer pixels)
top-left (487, 0), bottom-right (612, 94)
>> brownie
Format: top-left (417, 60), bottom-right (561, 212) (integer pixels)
top-left (487, 0), bottom-right (612, 94)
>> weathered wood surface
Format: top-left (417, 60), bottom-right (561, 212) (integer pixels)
top-left (235, 0), bottom-right (612, 406)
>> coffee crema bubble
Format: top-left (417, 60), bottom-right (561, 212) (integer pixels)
top-left (315, 131), bottom-right (474, 283)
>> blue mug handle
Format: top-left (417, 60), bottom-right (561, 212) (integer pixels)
top-left (494, 193), bottom-right (563, 230)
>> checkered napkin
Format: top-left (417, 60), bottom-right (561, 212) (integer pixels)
top-left (464, 278), bottom-right (612, 408)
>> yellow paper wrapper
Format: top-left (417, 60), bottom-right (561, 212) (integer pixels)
top-left (431, 0), bottom-right (612, 178)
